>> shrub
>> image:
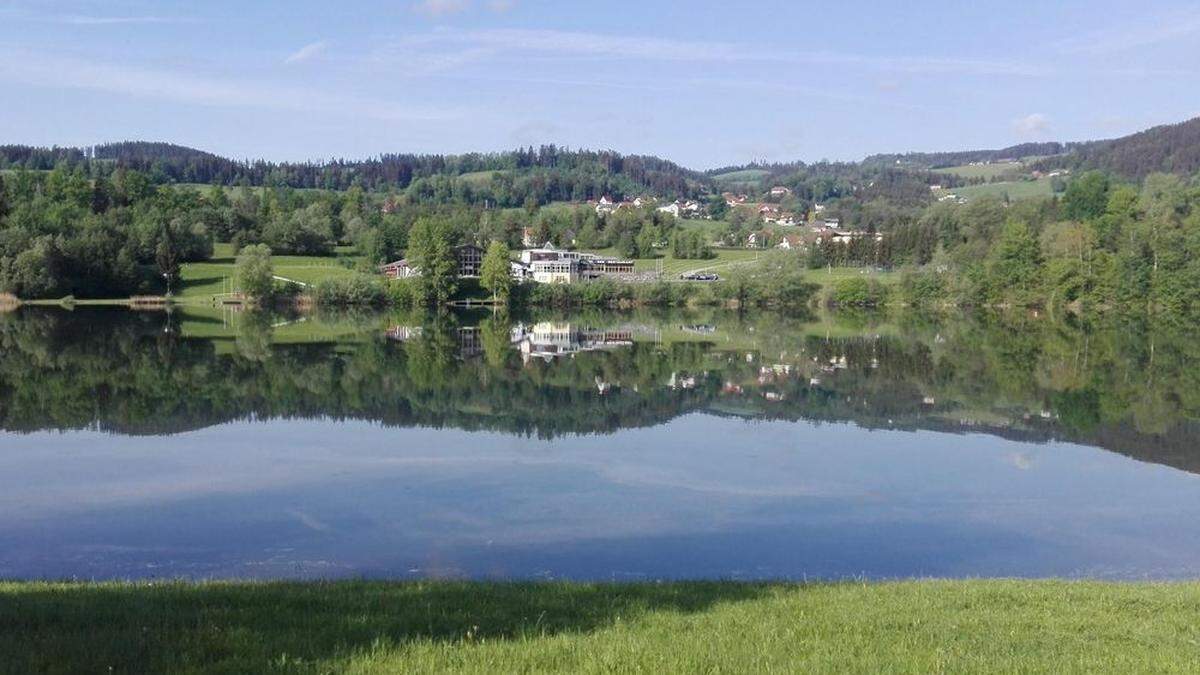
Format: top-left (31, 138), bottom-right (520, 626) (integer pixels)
top-left (314, 275), bottom-right (389, 307)
top-left (898, 270), bottom-right (946, 308)
top-left (830, 277), bottom-right (887, 307)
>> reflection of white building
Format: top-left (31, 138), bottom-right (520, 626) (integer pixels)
top-left (511, 322), bottom-right (634, 363)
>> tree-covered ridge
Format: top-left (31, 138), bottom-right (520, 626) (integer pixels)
top-left (861, 142), bottom-right (1072, 170)
top-left (0, 308), bottom-right (1196, 476)
top-left (0, 142), bottom-right (705, 202)
top-left (1035, 116), bottom-right (1200, 181)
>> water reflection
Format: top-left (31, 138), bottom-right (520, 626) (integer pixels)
top-left (0, 306), bottom-right (1197, 580)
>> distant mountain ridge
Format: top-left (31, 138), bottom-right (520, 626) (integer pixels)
top-left (1033, 116), bottom-right (1200, 180)
top-left (2, 115), bottom-right (1198, 192)
top-left (861, 142), bottom-right (1074, 169)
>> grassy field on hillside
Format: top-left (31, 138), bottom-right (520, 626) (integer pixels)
top-left (178, 243), bottom-right (362, 300)
top-left (935, 161), bottom-right (1025, 180)
top-left (711, 168), bottom-right (771, 184)
top-left (937, 176), bottom-right (1056, 202)
top-left (2, 580), bottom-right (1197, 673)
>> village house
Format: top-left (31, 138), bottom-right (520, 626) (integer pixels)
top-left (769, 186), bottom-right (792, 198)
top-left (764, 211), bottom-right (800, 227)
top-left (380, 259), bottom-right (418, 279)
top-left (776, 234), bottom-right (805, 250)
top-left (745, 230), bottom-right (772, 248)
top-left (660, 199), bottom-right (703, 218)
top-left (379, 244), bottom-right (486, 280)
top-left (593, 195), bottom-right (617, 215)
top-left (723, 192), bottom-right (749, 207)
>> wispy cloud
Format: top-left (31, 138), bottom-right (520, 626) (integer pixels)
top-left (413, 0), bottom-right (514, 16)
top-left (1054, 11), bottom-right (1200, 55)
top-left (1013, 113), bottom-right (1050, 139)
top-left (414, 0), bottom-right (470, 16)
top-left (284, 40), bottom-right (329, 65)
top-left (384, 28), bottom-right (1047, 77)
top-left (56, 14), bottom-right (192, 25)
top-left (0, 48), bottom-right (458, 123)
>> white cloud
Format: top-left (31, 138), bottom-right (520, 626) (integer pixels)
top-left (0, 48), bottom-right (458, 124)
top-left (1055, 12), bottom-right (1200, 55)
top-left (1013, 113), bottom-right (1051, 138)
top-left (385, 29), bottom-right (1047, 77)
top-left (414, 0), bottom-right (470, 16)
top-left (284, 40), bottom-right (329, 65)
top-left (56, 15), bottom-right (193, 25)
top-left (412, 0), bottom-right (513, 16)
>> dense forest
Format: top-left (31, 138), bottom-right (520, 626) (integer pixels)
top-left (861, 142), bottom-right (1073, 170)
top-left (1034, 117), bottom-right (1200, 180)
top-left (0, 142), bottom-right (705, 203)
top-left (0, 162), bottom-right (681, 299)
top-left (3, 115), bottom-right (1200, 310)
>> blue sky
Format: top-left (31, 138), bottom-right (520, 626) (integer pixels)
top-left (1, 0), bottom-right (1197, 168)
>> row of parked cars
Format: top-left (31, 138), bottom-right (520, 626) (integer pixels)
top-left (679, 272), bottom-right (720, 282)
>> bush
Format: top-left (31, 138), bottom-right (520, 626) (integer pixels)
top-left (829, 277), bottom-right (887, 307)
top-left (314, 275), bottom-right (389, 307)
top-left (898, 270), bottom-right (946, 308)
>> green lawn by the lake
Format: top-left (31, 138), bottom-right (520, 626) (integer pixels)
top-left (582, 247), bottom-right (765, 276)
top-left (2, 580), bottom-right (1197, 673)
top-left (179, 243), bottom-right (362, 300)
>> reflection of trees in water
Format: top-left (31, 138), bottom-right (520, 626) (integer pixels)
top-left (0, 307), bottom-right (1197, 473)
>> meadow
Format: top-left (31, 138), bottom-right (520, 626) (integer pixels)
top-left (934, 161), bottom-right (1025, 180)
top-left (582, 246), bottom-right (765, 277)
top-left (936, 176), bottom-right (1056, 202)
top-left (178, 243), bottom-right (362, 300)
top-left (2, 580), bottom-right (1197, 674)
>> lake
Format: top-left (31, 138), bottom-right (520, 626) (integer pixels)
top-left (1, 306), bottom-right (1198, 581)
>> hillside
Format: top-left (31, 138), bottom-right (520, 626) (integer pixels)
top-left (0, 143), bottom-right (708, 203)
top-left (863, 142), bottom-right (1070, 169)
top-left (1035, 116), bottom-right (1200, 180)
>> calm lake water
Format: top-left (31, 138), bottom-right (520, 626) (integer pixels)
top-left (1, 307), bottom-right (1198, 581)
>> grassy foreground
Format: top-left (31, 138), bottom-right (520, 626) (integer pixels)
top-left (2, 580), bottom-right (1198, 673)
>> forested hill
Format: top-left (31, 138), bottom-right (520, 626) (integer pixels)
top-left (0, 142), bottom-right (706, 203)
top-left (1033, 116), bottom-right (1200, 180)
top-left (862, 142), bottom-right (1071, 169)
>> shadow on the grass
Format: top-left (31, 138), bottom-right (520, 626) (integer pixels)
top-left (0, 580), bottom-right (776, 671)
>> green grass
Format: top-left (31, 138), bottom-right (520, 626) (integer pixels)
top-left (800, 265), bottom-right (898, 286)
top-left (936, 177), bottom-right (1056, 202)
top-left (581, 247), bottom-right (765, 276)
top-left (179, 243), bottom-right (363, 300)
top-left (711, 168), bottom-right (771, 184)
top-left (2, 580), bottom-right (1198, 673)
top-left (934, 161), bottom-right (1025, 180)
top-left (456, 170), bottom-right (507, 186)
